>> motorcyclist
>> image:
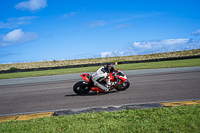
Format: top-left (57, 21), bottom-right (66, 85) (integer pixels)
top-left (92, 63), bottom-right (118, 92)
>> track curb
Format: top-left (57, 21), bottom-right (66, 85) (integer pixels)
top-left (1, 99), bottom-right (200, 123)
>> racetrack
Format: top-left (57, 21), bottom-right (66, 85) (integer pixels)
top-left (0, 67), bottom-right (200, 115)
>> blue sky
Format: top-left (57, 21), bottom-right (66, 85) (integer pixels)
top-left (0, 0), bottom-right (200, 64)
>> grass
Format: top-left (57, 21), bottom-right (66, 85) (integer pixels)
top-left (1, 49), bottom-right (200, 71)
top-left (0, 104), bottom-right (199, 132)
top-left (0, 58), bottom-right (200, 79)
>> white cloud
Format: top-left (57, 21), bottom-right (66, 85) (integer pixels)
top-left (0, 16), bottom-right (37, 29)
top-left (0, 21), bottom-right (12, 29)
top-left (106, 38), bottom-right (200, 57)
top-left (132, 39), bottom-right (189, 50)
top-left (192, 29), bottom-right (200, 36)
top-left (8, 16), bottom-right (38, 24)
top-left (115, 23), bottom-right (132, 29)
top-left (3, 29), bottom-right (24, 42)
top-left (61, 12), bottom-right (78, 18)
top-left (15, 0), bottom-right (47, 12)
top-left (86, 20), bottom-right (106, 28)
top-left (130, 38), bottom-right (196, 54)
top-left (101, 52), bottom-right (113, 58)
top-left (1, 29), bottom-right (38, 46)
top-left (161, 39), bottom-right (188, 45)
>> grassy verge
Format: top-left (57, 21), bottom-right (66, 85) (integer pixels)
top-left (0, 104), bottom-right (199, 132)
top-left (0, 58), bottom-right (200, 79)
top-left (1, 49), bottom-right (200, 71)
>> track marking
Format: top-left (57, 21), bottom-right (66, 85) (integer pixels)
top-left (161, 100), bottom-right (200, 107)
top-left (0, 115), bottom-right (19, 123)
top-left (0, 112), bottom-right (53, 123)
top-left (16, 112), bottom-right (54, 120)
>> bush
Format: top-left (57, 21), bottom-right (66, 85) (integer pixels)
top-left (9, 67), bottom-right (19, 71)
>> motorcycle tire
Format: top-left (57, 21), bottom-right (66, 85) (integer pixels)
top-left (73, 81), bottom-right (91, 95)
top-left (115, 80), bottom-right (130, 91)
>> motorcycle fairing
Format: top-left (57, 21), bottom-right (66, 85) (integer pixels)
top-left (80, 73), bottom-right (91, 83)
top-left (117, 76), bottom-right (127, 84)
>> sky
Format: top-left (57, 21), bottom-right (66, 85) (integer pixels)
top-left (0, 0), bottom-right (200, 64)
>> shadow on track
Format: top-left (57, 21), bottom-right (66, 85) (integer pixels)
top-left (65, 90), bottom-right (119, 97)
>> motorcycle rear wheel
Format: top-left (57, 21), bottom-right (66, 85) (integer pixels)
top-left (73, 81), bottom-right (91, 95)
top-left (115, 80), bottom-right (130, 91)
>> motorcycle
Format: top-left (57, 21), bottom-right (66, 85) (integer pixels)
top-left (73, 69), bottom-right (130, 95)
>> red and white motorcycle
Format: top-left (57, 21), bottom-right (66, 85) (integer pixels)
top-left (73, 69), bottom-right (130, 95)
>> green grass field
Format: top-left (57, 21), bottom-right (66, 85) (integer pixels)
top-left (0, 58), bottom-right (200, 79)
top-left (0, 104), bottom-right (199, 133)
top-left (1, 49), bottom-right (200, 71)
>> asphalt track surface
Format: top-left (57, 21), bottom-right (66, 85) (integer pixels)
top-left (0, 67), bottom-right (200, 116)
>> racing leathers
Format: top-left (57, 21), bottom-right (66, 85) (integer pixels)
top-left (92, 66), bottom-right (118, 91)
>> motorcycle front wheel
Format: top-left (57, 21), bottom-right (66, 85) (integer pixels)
top-left (73, 81), bottom-right (91, 95)
top-left (115, 80), bottom-right (130, 91)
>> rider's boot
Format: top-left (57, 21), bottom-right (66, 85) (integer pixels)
top-left (93, 81), bottom-right (109, 92)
